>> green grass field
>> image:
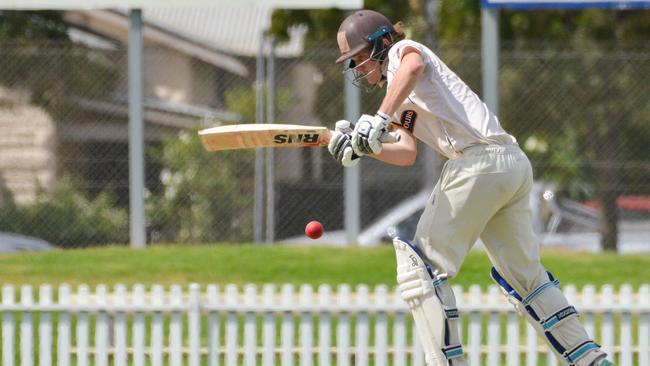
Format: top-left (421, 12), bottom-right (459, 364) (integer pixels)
top-left (0, 244), bottom-right (648, 289)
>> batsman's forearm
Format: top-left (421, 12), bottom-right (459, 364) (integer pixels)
top-left (370, 127), bottom-right (417, 166)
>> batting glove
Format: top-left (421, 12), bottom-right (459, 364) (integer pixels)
top-left (351, 112), bottom-right (391, 155)
top-left (328, 120), bottom-right (361, 168)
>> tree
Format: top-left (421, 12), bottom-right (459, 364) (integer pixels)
top-left (0, 11), bottom-right (69, 40)
top-left (268, 1), bottom-right (425, 43)
top-left (0, 11), bottom-right (118, 118)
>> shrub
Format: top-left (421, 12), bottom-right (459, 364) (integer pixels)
top-left (0, 178), bottom-right (128, 247)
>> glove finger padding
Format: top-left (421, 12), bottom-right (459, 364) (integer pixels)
top-left (351, 113), bottom-right (390, 155)
top-left (334, 120), bottom-right (354, 134)
top-left (340, 147), bottom-right (359, 168)
top-left (328, 131), bottom-right (359, 168)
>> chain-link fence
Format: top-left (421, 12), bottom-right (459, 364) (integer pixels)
top-left (0, 37), bottom-right (649, 250)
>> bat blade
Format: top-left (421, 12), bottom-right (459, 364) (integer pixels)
top-left (199, 124), bottom-right (332, 151)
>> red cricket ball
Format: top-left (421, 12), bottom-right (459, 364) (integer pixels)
top-left (305, 220), bottom-right (324, 239)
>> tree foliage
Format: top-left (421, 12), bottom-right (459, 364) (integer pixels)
top-left (268, 0), bottom-right (426, 44)
top-left (0, 11), bottom-right (69, 40)
top-left (0, 11), bottom-right (118, 118)
top-left (437, 1), bottom-right (650, 42)
top-left (146, 86), bottom-right (292, 243)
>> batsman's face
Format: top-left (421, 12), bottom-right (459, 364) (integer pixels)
top-left (350, 49), bottom-right (382, 85)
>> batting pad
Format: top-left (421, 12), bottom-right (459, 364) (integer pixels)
top-left (491, 268), bottom-right (607, 366)
top-left (393, 236), bottom-right (468, 366)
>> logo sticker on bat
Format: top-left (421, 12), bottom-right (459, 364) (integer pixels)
top-left (273, 133), bottom-right (321, 145)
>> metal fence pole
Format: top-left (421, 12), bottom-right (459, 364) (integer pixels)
top-left (254, 34), bottom-right (266, 244)
top-left (344, 74), bottom-right (361, 246)
top-left (481, 7), bottom-right (500, 115)
top-left (128, 9), bottom-right (146, 248)
top-left (265, 38), bottom-right (276, 244)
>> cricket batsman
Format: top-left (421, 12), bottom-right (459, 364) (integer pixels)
top-left (328, 9), bottom-right (614, 366)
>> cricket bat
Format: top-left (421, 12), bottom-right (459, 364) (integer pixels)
top-left (199, 123), bottom-right (399, 152)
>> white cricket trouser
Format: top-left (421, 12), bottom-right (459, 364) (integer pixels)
top-left (413, 144), bottom-right (608, 366)
top-left (414, 144), bottom-right (546, 293)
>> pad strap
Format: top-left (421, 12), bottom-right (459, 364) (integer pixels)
top-left (565, 341), bottom-right (601, 365)
top-left (542, 306), bottom-right (579, 331)
top-left (444, 306), bottom-right (460, 319)
top-left (523, 279), bottom-right (561, 305)
top-left (442, 344), bottom-right (464, 359)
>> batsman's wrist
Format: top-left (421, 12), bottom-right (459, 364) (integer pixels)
top-left (376, 111), bottom-right (392, 123)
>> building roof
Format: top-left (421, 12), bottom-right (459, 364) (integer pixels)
top-left (66, 9), bottom-right (250, 76)
top-left (142, 6), bottom-right (307, 57)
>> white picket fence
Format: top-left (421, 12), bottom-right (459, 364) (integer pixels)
top-left (1, 283), bottom-right (649, 366)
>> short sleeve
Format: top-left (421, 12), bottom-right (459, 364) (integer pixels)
top-left (386, 40), bottom-right (429, 84)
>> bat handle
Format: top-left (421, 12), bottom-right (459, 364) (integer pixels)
top-left (380, 131), bottom-right (401, 143)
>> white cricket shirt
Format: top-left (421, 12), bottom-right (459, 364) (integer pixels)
top-left (385, 40), bottom-right (517, 159)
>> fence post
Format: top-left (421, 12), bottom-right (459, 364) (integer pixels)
top-left (95, 285), bottom-right (109, 366)
top-left (189, 283), bottom-right (202, 366)
top-left (169, 285), bottom-right (183, 366)
top-left (487, 286), bottom-right (501, 366)
top-left (619, 285), bottom-right (633, 366)
top-left (207, 285), bottom-right (221, 366)
top-left (133, 284), bottom-right (146, 366)
top-left (318, 285), bottom-right (333, 366)
top-left (468, 285), bottom-right (482, 366)
top-left (281, 284), bottom-right (295, 366)
top-left (20, 285), bottom-right (33, 366)
top-left (392, 286), bottom-right (407, 366)
top-left (639, 284), bottom-right (650, 366)
top-left (262, 284), bottom-right (276, 366)
top-left (225, 284), bottom-right (239, 366)
top-left (601, 285), bottom-right (615, 358)
top-left (506, 290), bottom-right (520, 366)
top-left (356, 284), bottom-right (370, 366)
top-left (300, 284), bottom-right (314, 366)
top-left (114, 284), bottom-right (128, 366)
top-left (582, 285), bottom-right (596, 338)
top-left (337, 285), bottom-right (351, 366)
top-left (151, 285), bottom-right (165, 366)
top-left (76, 284), bottom-right (90, 366)
top-left (374, 285), bottom-right (389, 366)
top-left (38, 285), bottom-right (52, 366)
top-left (57, 284), bottom-right (71, 366)
top-left (2, 285), bottom-right (15, 366)
top-left (525, 312), bottom-right (537, 366)
top-left (244, 284), bottom-right (257, 366)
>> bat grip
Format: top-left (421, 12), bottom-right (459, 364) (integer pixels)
top-left (349, 131), bottom-right (400, 159)
top-left (380, 131), bottom-right (401, 143)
